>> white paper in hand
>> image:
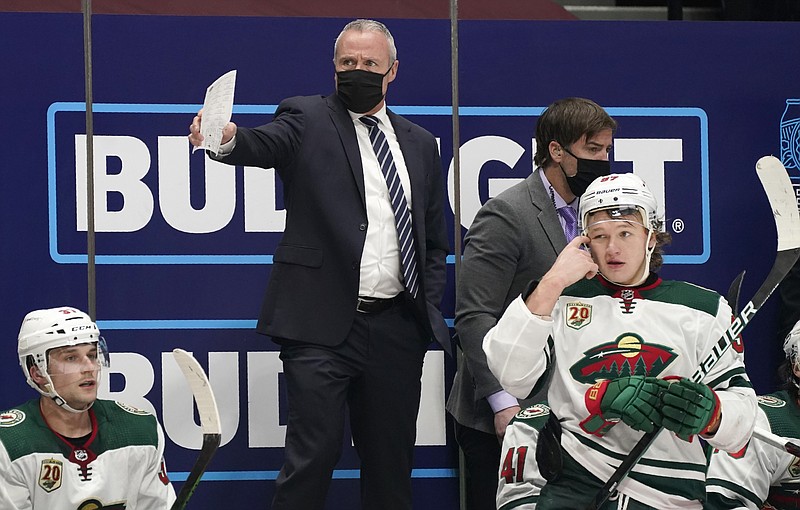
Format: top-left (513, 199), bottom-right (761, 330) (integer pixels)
top-left (192, 70), bottom-right (237, 156)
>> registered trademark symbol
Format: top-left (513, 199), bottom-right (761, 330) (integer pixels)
top-left (672, 218), bottom-right (684, 233)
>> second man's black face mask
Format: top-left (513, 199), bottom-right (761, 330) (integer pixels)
top-left (562, 146), bottom-right (611, 197)
top-left (336, 66), bottom-right (392, 114)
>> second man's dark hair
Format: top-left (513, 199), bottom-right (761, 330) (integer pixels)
top-left (534, 97), bottom-right (617, 168)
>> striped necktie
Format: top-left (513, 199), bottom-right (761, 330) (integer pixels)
top-left (359, 115), bottom-right (419, 298)
top-left (558, 205), bottom-right (579, 241)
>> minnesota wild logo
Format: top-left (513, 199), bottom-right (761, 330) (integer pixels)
top-left (757, 395), bottom-right (786, 408)
top-left (569, 333), bottom-right (677, 383)
top-left (516, 403), bottom-right (550, 419)
top-left (0, 409), bottom-right (25, 427)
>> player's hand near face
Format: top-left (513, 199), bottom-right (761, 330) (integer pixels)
top-left (548, 235), bottom-right (597, 284)
top-left (524, 236), bottom-right (598, 318)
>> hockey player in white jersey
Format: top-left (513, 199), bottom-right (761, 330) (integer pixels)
top-left (0, 306), bottom-right (176, 509)
top-left (496, 402), bottom-right (549, 509)
top-left (706, 319), bottom-right (800, 509)
top-left (483, 173), bottom-right (757, 509)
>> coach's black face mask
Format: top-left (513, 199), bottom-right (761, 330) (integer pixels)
top-left (336, 67), bottom-right (392, 114)
top-left (562, 146), bottom-right (611, 197)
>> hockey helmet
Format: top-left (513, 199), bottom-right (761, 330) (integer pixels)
top-left (18, 306), bottom-right (109, 411)
top-left (578, 173), bottom-right (661, 233)
top-left (784, 319), bottom-right (800, 367)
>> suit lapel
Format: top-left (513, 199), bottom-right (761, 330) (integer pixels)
top-left (326, 94), bottom-right (367, 209)
top-left (528, 169), bottom-right (568, 254)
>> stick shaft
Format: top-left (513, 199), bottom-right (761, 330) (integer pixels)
top-left (752, 427), bottom-right (800, 458)
top-left (171, 434), bottom-right (222, 510)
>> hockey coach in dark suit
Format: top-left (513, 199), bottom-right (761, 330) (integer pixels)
top-left (188, 18), bottom-right (450, 510)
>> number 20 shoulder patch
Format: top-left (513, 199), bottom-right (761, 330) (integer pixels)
top-left (565, 302), bottom-right (592, 330)
top-left (39, 458), bottom-right (63, 493)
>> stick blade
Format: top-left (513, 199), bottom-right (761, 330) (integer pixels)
top-left (757, 155), bottom-right (800, 252)
top-left (725, 270), bottom-right (746, 314)
top-left (172, 348), bottom-right (221, 435)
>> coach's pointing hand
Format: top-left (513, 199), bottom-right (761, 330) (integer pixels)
top-left (188, 109), bottom-right (238, 148)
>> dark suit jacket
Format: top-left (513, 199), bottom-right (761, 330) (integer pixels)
top-left (446, 170), bottom-right (565, 433)
top-left (216, 94), bottom-right (451, 353)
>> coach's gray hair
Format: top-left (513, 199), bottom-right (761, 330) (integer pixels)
top-left (333, 19), bottom-right (397, 64)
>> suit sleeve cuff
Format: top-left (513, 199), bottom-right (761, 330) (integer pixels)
top-left (487, 390), bottom-right (519, 414)
top-left (215, 135), bottom-right (237, 156)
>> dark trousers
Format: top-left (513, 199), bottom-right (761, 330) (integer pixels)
top-left (272, 301), bottom-right (428, 510)
top-left (454, 421), bottom-right (501, 510)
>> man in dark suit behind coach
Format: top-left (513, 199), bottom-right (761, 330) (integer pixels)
top-left (188, 19), bottom-right (450, 510)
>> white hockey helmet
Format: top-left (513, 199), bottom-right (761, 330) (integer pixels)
top-left (784, 319), bottom-right (800, 367)
top-left (578, 173), bottom-right (661, 233)
top-left (18, 306), bottom-right (109, 412)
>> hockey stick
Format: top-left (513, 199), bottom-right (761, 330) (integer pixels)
top-left (721, 272), bottom-right (800, 460)
top-left (586, 156), bottom-right (800, 510)
top-left (170, 349), bottom-right (222, 510)
top-left (752, 427), bottom-right (800, 457)
top-left (726, 270), bottom-right (746, 316)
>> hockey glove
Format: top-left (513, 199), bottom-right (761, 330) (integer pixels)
top-left (580, 376), bottom-right (669, 436)
top-left (660, 378), bottom-right (721, 439)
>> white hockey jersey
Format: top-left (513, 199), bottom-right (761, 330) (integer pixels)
top-left (706, 390), bottom-right (800, 509)
top-left (0, 398), bottom-right (176, 510)
top-left (484, 275), bottom-right (757, 509)
top-left (497, 403), bottom-right (549, 510)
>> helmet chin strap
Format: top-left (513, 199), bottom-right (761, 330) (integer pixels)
top-left (52, 394), bottom-right (95, 414)
top-left (40, 373), bottom-right (97, 414)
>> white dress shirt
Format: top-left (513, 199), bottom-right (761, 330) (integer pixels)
top-left (218, 104), bottom-right (412, 299)
top-left (350, 105), bottom-right (412, 299)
